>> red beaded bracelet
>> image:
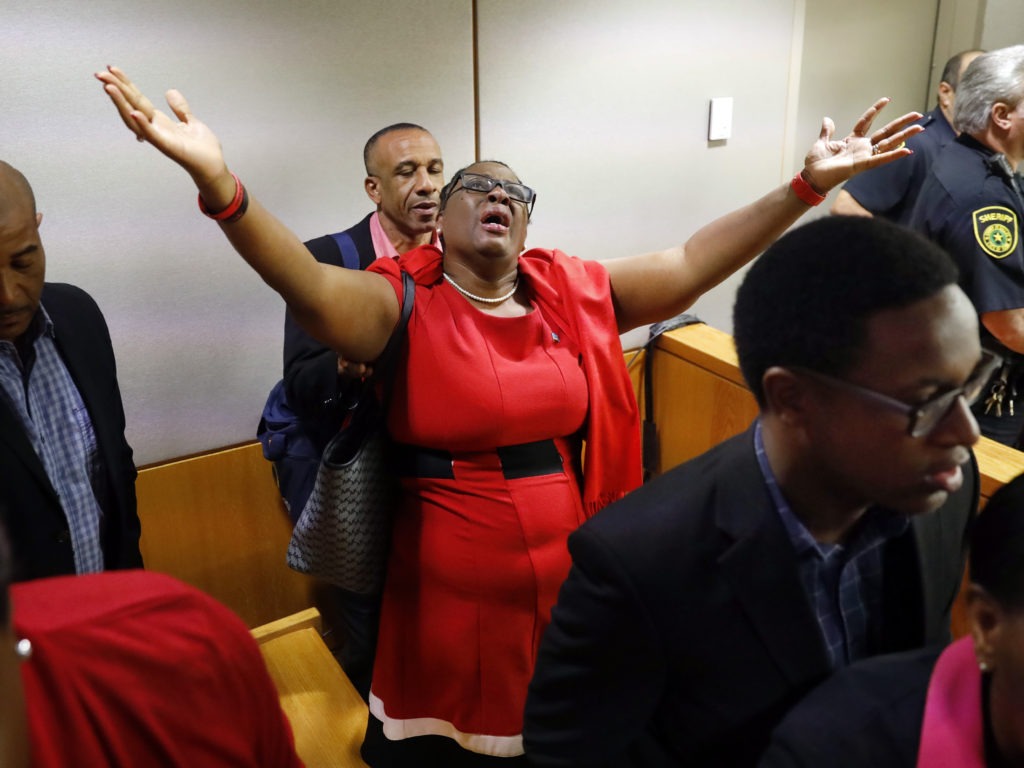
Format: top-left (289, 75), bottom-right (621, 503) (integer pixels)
top-left (790, 171), bottom-right (826, 207)
top-left (198, 172), bottom-right (249, 222)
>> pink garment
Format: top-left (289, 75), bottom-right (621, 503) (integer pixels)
top-left (916, 637), bottom-right (985, 768)
top-left (368, 211), bottom-right (438, 260)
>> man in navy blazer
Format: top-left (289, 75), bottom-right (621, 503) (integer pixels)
top-left (524, 217), bottom-right (984, 766)
top-left (0, 161), bottom-right (140, 582)
top-left (282, 123), bottom-right (443, 460)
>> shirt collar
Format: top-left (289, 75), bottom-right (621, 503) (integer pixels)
top-left (34, 303), bottom-right (55, 338)
top-left (0, 304), bottom-right (54, 352)
top-left (369, 211), bottom-right (439, 261)
top-left (754, 420), bottom-right (908, 560)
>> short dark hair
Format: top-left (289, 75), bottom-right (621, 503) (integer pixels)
top-left (363, 122), bottom-right (431, 175)
top-left (940, 49), bottom-right (985, 92)
top-left (970, 473), bottom-right (1024, 610)
top-left (733, 216), bottom-right (959, 406)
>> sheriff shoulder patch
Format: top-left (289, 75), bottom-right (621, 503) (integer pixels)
top-left (973, 205), bottom-right (1019, 259)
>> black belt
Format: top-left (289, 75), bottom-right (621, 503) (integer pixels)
top-left (394, 439), bottom-right (563, 480)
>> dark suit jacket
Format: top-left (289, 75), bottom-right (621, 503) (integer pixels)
top-left (523, 426), bottom-right (977, 767)
top-left (0, 283), bottom-right (141, 581)
top-left (756, 647), bottom-right (939, 768)
top-left (282, 213), bottom-right (377, 450)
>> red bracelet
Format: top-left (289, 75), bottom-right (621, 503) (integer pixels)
top-left (790, 171), bottom-right (826, 207)
top-left (198, 172), bottom-right (249, 222)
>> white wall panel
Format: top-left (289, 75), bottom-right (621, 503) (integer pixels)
top-left (797, 0), bottom-right (941, 218)
top-left (3, 0), bottom-right (474, 464)
top-left (980, 0), bottom-right (1024, 49)
top-left (475, 0), bottom-right (798, 344)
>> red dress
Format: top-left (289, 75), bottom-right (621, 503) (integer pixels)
top-left (367, 246), bottom-right (634, 759)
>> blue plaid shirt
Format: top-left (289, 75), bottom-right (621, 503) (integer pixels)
top-left (0, 305), bottom-right (106, 573)
top-left (753, 421), bottom-right (907, 668)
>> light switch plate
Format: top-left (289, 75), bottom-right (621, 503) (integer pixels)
top-left (708, 97), bottom-right (733, 141)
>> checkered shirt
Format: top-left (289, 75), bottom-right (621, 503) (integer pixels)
top-left (0, 306), bottom-right (106, 573)
top-left (754, 421), bottom-right (907, 668)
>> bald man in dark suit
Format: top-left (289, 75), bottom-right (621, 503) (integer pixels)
top-left (0, 161), bottom-right (140, 581)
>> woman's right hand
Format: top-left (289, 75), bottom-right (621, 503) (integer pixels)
top-left (95, 66), bottom-right (230, 195)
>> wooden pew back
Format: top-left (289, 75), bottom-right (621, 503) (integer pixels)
top-left (136, 442), bottom-right (315, 628)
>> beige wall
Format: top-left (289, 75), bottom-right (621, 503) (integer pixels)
top-left (477, 0), bottom-right (797, 345)
top-left (796, 0), bottom-right (941, 216)
top-left (4, 0), bottom-right (474, 464)
top-left (3, 0), bottom-right (1014, 463)
top-left (978, 0), bottom-right (1024, 50)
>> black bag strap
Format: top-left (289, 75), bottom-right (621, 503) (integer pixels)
top-left (641, 312), bottom-right (704, 482)
top-left (371, 269), bottom-right (415, 412)
top-left (329, 230), bottom-right (362, 270)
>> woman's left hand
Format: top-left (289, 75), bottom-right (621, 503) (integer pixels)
top-left (801, 97), bottom-right (923, 195)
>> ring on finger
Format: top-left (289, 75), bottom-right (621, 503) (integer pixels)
top-left (871, 143), bottom-right (881, 155)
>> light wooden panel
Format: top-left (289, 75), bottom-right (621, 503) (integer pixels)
top-left (974, 438), bottom-right (1024, 502)
top-left (252, 607), bottom-right (323, 645)
top-left (258, 624), bottom-right (369, 768)
top-left (650, 324), bottom-right (757, 474)
top-left (136, 442), bottom-right (315, 628)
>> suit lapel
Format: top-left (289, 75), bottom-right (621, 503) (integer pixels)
top-left (879, 524), bottom-right (924, 652)
top-left (44, 288), bottom-right (113, 462)
top-left (912, 511), bottom-right (943, 637)
top-left (714, 433), bottom-right (831, 686)
top-left (0, 396), bottom-right (58, 499)
top-left (31, 287), bottom-right (113, 512)
top-left (881, 454), bottom-right (977, 651)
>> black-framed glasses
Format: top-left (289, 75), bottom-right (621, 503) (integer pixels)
top-left (791, 349), bottom-right (1003, 438)
top-left (451, 171), bottom-right (537, 215)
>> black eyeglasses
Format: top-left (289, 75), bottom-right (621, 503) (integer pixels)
top-left (791, 349), bottom-right (1003, 438)
top-left (451, 171), bottom-right (537, 215)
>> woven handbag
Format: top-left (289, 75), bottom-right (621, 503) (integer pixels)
top-left (286, 271), bottom-right (414, 593)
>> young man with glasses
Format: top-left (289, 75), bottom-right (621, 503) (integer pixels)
top-left (524, 216), bottom-right (981, 767)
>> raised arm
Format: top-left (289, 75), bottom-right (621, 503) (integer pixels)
top-left (605, 98), bottom-right (923, 332)
top-left (94, 66), bottom-right (399, 361)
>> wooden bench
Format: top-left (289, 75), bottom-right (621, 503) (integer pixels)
top-left (253, 608), bottom-right (369, 768)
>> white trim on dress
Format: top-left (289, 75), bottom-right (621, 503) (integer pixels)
top-left (368, 692), bottom-right (525, 757)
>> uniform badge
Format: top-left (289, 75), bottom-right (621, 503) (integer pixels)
top-left (972, 206), bottom-right (1018, 259)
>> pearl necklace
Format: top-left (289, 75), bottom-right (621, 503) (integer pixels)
top-left (443, 272), bottom-right (518, 304)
